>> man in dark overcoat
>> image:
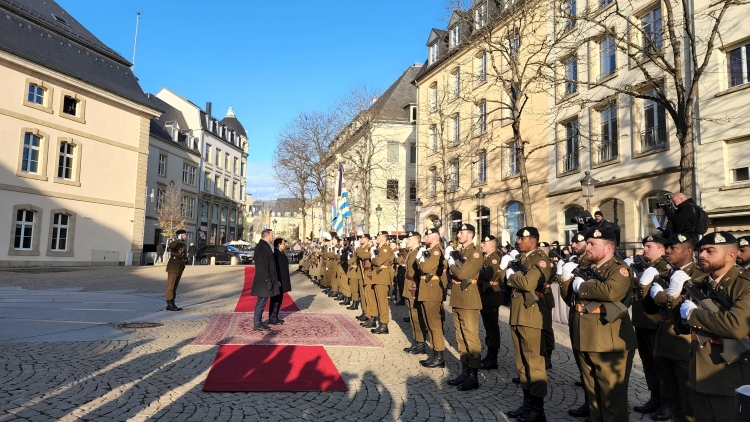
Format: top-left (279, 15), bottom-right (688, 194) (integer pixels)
top-left (251, 229), bottom-right (280, 331)
top-left (270, 238), bottom-right (292, 324)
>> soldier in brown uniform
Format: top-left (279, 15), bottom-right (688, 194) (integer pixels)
top-left (670, 232), bottom-right (750, 422)
top-left (345, 236), bottom-right (362, 310)
top-left (418, 228), bottom-right (448, 368)
top-left (561, 228), bottom-right (637, 422)
top-left (446, 223), bottom-right (484, 391)
top-left (357, 234), bottom-right (377, 324)
top-left (165, 229), bottom-right (187, 311)
top-left (477, 235), bottom-right (504, 370)
top-left (537, 241), bottom-right (556, 368)
top-left (368, 231), bottom-right (394, 334)
top-left (632, 235), bottom-right (670, 416)
top-left (505, 227), bottom-right (554, 422)
top-left (402, 231), bottom-right (428, 354)
top-left (737, 236), bottom-right (750, 273)
top-left (642, 233), bottom-right (704, 422)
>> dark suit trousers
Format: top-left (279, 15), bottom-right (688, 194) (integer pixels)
top-left (253, 296), bottom-right (269, 327)
top-left (268, 293), bottom-right (283, 320)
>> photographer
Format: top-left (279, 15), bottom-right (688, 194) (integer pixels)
top-left (573, 210), bottom-right (597, 232)
top-left (661, 193), bottom-right (705, 238)
top-left (593, 211), bottom-right (622, 246)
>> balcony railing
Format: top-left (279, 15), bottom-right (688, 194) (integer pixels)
top-left (640, 126), bottom-right (667, 151)
top-left (597, 140), bottom-right (618, 163)
top-left (561, 152), bottom-right (579, 173)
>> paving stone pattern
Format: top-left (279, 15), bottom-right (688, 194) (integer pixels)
top-left (0, 265), bottom-right (656, 421)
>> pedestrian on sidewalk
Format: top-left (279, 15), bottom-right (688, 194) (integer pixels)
top-left (156, 242), bottom-right (164, 263)
top-left (270, 238), bottom-right (291, 325)
top-left (251, 229), bottom-right (280, 331)
top-left (165, 230), bottom-right (187, 311)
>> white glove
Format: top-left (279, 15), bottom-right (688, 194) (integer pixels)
top-left (556, 260), bottom-right (565, 276)
top-left (347, 252), bottom-right (352, 260)
top-left (370, 246), bottom-right (377, 256)
top-left (639, 267), bottom-right (660, 286)
top-left (572, 276), bottom-right (585, 293)
top-left (500, 255), bottom-right (513, 270)
top-left (509, 250), bottom-right (519, 258)
top-left (561, 262), bottom-right (578, 281)
top-left (394, 250), bottom-right (399, 257)
top-left (505, 268), bottom-right (515, 279)
top-left (649, 283), bottom-right (664, 299)
top-left (624, 258), bottom-right (634, 266)
top-left (448, 256), bottom-right (456, 267)
top-left (354, 241), bottom-right (360, 248)
top-left (680, 300), bottom-right (698, 319)
top-left (668, 270), bottom-right (691, 299)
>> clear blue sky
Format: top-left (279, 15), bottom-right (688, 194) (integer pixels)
top-left (57, 0), bottom-right (449, 199)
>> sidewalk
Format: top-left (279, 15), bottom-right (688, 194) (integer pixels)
top-left (0, 266), bottom-right (654, 421)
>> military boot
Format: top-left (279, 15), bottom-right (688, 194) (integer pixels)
top-left (347, 300), bottom-right (360, 310)
top-left (165, 300), bottom-right (182, 311)
top-left (633, 393), bottom-right (661, 413)
top-left (404, 342), bottom-right (426, 354)
top-left (360, 317), bottom-right (377, 328)
top-left (507, 389), bottom-right (533, 418)
top-left (420, 350), bottom-right (446, 368)
top-left (371, 323), bottom-right (389, 334)
top-left (567, 400), bottom-right (589, 417)
top-left (479, 348), bottom-right (498, 370)
top-left (518, 396), bottom-right (546, 422)
top-left (650, 401), bottom-right (671, 421)
top-left (339, 297), bottom-right (351, 306)
top-left (447, 364), bottom-right (469, 386)
top-left (457, 368), bottom-right (479, 391)
top-left (356, 311), bottom-right (368, 321)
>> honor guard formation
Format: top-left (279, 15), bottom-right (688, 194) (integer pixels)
top-left (296, 225), bottom-right (750, 422)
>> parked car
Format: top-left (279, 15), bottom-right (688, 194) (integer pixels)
top-left (196, 245), bottom-right (252, 265)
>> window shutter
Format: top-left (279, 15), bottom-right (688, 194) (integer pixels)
top-left (728, 141), bottom-right (750, 169)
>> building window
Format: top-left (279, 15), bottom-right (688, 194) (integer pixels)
top-left (728, 43), bottom-right (750, 87)
top-left (158, 154), bottom-right (167, 177)
top-left (641, 90), bottom-right (667, 151)
top-left (429, 42), bottom-right (439, 65)
top-left (204, 144), bottom-right (211, 162)
top-left (451, 69), bottom-right (461, 100)
top-left (476, 101), bottom-right (487, 134)
top-left (156, 187), bottom-right (165, 210)
top-left (182, 196), bottom-right (196, 219)
top-left (204, 172), bottom-right (210, 191)
top-left (182, 163), bottom-right (190, 184)
top-left (452, 115), bottom-right (461, 145)
top-left (599, 36), bottom-right (616, 80)
top-left (561, 119), bottom-right (579, 173)
top-left (641, 8), bottom-right (663, 53)
top-left (386, 179), bottom-right (399, 200)
top-left (476, 150), bottom-right (487, 184)
top-left (565, 56), bottom-right (578, 95)
top-left (62, 95), bottom-right (78, 116)
top-left (504, 202), bottom-right (525, 245)
top-left (509, 28), bottom-right (520, 61)
top-left (241, 161), bottom-right (245, 175)
top-left (475, 1), bottom-right (488, 29)
top-left (14, 209), bottom-right (35, 250)
top-left (598, 105), bottom-right (618, 163)
top-left (57, 141), bottom-right (74, 180)
top-left (233, 182), bottom-right (238, 200)
top-left (727, 141), bottom-right (750, 183)
top-left (387, 141), bottom-right (399, 163)
top-left (429, 167), bottom-right (437, 197)
top-left (563, 0), bottom-right (576, 31)
top-left (189, 166), bottom-right (197, 186)
top-left (28, 84), bottom-right (44, 105)
top-left (410, 106), bottom-right (418, 123)
top-left (409, 143), bottom-right (417, 164)
top-left (233, 157), bottom-right (239, 174)
top-left (429, 84), bottom-right (438, 111)
top-left (224, 152), bottom-right (230, 170)
top-left (22, 133), bottom-right (42, 173)
top-left (224, 179), bottom-right (229, 197)
top-left (449, 159), bottom-right (460, 191)
top-left (430, 126), bottom-right (438, 153)
top-left (598, 0), bottom-right (613, 8)
top-left (563, 205), bottom-right (584, 244)
top-left (640, 191), bottom-right (670, 237)
top-left (409, 179), bottom-right (417, 201)
top-left (450, 24), bottom-right (462, 48)
top-left (215, 148), bottom-right (220, 166)
top-left (215, 176), bottom-right (220, 195)
top-left (50, 213), bottom-right (69, 251)
top-left (505, 141), bottom-right (520, 177)
top-left (477, 52), bottom-right (488, 84)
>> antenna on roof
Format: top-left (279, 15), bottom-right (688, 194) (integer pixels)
top-left (132, 12), bottom-right (140, 71)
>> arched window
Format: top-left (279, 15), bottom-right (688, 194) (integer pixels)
top-left (503, 202), bottom-right (525, 246)
top-left (562, 205), bottom-right (584, 244)
top-left (640, 191), bottom-right (670, 237)
top-left (475, 206), bottom-right (490, 241)
top-left (448, 211), bottom-right (463, 243)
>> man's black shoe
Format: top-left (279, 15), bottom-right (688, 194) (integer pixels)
top-left (457, 368), bottom-right (479, 391)
top-left (339, 297), bottom-right (351, 306)
top-left (356, 312), bottom-right (368, 321)
top-left (165, 300), bottom-right (182, 311)
top-left (574, 381), bottom-right (583, 387)
top-left (361, 317), bottom-right (377, 328)
top-left (633, 395), bottom-right (661, 413)
top-left (420, 350), bottom-right (446, 368)
top-left (403, 317), bottom-right (411, 322)
top-left (479, 359), bottom-right (498, 370)
top-left (347, 300), bottom-right (359, 310)
top-left (371, 324), bottom-right (389, 334)
top-left (268, 319), bottom-right (284, 325)
top-left (567, 402), bottom-right (590, 417)
top-left (253, 325), bottom-right (270, 332)
top-left (512, 377), bottom-right (520, 384)
top-left (651, 402), bottom-right (671, 421)
top-left (447, 365), bottom-right (469, 386)
top-left (396, 298), bottom-right (406, 306)
top-left (507, 390), bottom-right (532, 418)
top-left (404, 342), bottom-right (426, 354)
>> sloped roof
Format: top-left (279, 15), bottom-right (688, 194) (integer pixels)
top-left (0, 0), bottom-right (156, 110)
top-left (147, 94), bottom-right (189, 132)
top-left (368, 64), bottom-right (421, 121)
top-left (220, 107), bottom-right (247, 138)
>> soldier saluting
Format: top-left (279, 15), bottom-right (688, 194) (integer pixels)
top-left (165, 229), bottom-right (187, 311)
top-left (417, 228), bottom-right (448, 368)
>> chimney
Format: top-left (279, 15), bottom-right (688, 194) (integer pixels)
top-left (206, 102), bottom-right (212, 118)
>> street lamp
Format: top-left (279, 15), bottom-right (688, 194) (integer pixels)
top-left (375, 204), bottom-right (382, 232)
top-left (273, 218), bottom-right (277, 234)
top-left (414, 198), bottom-right (423, 233)
top-left (580, 170), bottom-right (598, 211)
top-left (475, 188), bottom-right (486, 242)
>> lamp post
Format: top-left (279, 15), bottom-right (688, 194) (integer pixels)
top-left (375, 204), bottom-right (382, 232)
top-left (414, 197), bottom-right (423, 233)
top-left (580, 170), bottom-right (598, 211)
top-left (475, 188), bottom-right (486, 242)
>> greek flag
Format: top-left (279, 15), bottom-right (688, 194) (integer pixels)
top-left (330, 164), bottom-right (352, 236)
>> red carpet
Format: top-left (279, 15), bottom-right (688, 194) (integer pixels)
top-left (202, 345), bottom-right (347, 392)
top-left (234, 266), bottom-right (300, 312)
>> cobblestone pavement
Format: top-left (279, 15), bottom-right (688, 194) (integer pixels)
top-left (0, 265), bottom-right (657, 421)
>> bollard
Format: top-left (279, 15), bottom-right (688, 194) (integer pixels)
top-left (737, 385), bottom-right (750, 421)
top-left (230, 256), bottom-right (237, 266)
top-left (210, 256), bottom-right (216, 266)
top-left (124, 252), bottom-right (133, 266)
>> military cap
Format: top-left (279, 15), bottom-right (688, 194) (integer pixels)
top-left (698, 231), bottom-right (737, 247)
top-left (377, 231), bottom-right (389, 236)
top-left (738, 236), bottom-right (750, 248)
top-left (641, 235), bottom-right (667, 245)
top-left (481, 234), bottom-right (497, 242)
top-left (175, 229), bottom-right (186, 235)
top-left (516, 227), bottom-right (540, 238)
top-left (586, 228), bottom-right (617, 241)
top-left (539, 241), bottom-right (550, 247)
top-left (360, 233), bottom-right (371, 239)
top-left (406, 231), bottom-right (420, 238)
top-left (459, 223), bottom-right (475, 232)
top-left (572, 232), bottom-right (587, 243)
top-left (424, 228), bottom-right (440, 236)
top-left (664, 233), bottom-right (696, 246)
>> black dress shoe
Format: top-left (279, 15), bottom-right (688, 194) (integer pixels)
top-left (403, 317), bottom-right (411, 322)
top-left (567, 402), bottom-right (590, 417)
top-left (404, 342), bottom-right (426, 354)
top-left (651, 402), bottom-right (671, 421)
top-left (371, 324), bottom-right (389, 334)
top-left (420, 350), bottom-right (446, 368)
top-left (633, 395), bottom-right (660, 413)
top-left (479, 359), bottom-right (498, 370)
top-left (457, 368), bottom-right (479, 391)
top-left (361, 317), bottom-right (377, 328)
top-left (447, 366), bottom-right (469, 386)
top-left (268, 319), bottom-right (284, 325)
top-left (356, 312), bottom-right (368, 321)
top-left (574, 381), bottom-right (583, 387)
top-left (512, 377), bottom-right (520, 384)
top-left (253, 325), bottom-right (270, 332)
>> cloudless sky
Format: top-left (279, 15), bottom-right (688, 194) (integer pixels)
top-left (57, 0), bottom-right (449, 199)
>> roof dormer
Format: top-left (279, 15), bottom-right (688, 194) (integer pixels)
top-left (426, 29), bottom-right (448, 65)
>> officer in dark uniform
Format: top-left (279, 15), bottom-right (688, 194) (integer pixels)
top-left (538, 241), bottom-right (556, 368)
top-left (165, 230), bottom-right (187, 311)
top-left (477, 234), bottom-right (503, 370)
top-left (737, 236), bottom-right (750, 273)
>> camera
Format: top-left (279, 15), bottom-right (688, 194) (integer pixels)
top-left (656, 193), bottom-right (673, 209)
top-left (569, 217), bottom-right (585, 224)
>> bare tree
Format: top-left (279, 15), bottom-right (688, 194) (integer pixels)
top-left (156, 181), bottom-right (187, 239)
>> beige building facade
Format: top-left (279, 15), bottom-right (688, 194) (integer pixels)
top-left (0, 0), bottom-right (160, 267)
